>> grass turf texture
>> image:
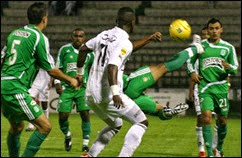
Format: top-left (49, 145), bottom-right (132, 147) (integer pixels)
top-left (1, 113), bottom-right (241, 157)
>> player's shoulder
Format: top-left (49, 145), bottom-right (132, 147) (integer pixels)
top-left (219, 39), bottom-right (235, 49)
top-left (59, 43), bottom-right (73, 52)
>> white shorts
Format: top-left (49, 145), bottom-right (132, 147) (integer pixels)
top-left (29, 70), bottom-right (50, 102)
top-left (86, 93), bottom-right (147, 128)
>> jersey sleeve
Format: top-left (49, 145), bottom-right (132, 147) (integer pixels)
top-left (226, 45), bottom-right (238, 75)
top-left (186, 49), bottom-right (199, 76)
top-left (1, 45), bottom-right (7, 59)
top-left (56, 46), bottom-right (65, 69)
top-left (35, 35), bottom-right (55, 71)
top-left (86, 36), bottom-right (97, 51)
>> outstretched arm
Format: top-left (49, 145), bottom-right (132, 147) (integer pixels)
top-left (132, 32), bottom-right (162, 52)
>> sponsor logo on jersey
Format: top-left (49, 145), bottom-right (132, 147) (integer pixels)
top-left (34, 106), bottom-right (39, 113)
top-left (67, 62), bottom-right (77, 73)
top-left (121, 48), bottom-right (127, 55)
top-left (203, 57), bottom-right (223, 70)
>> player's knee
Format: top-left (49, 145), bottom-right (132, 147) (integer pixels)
top-left (43, 122), bottom-right (52, 134)
top-left (80, 110), bottom-right (90, 122)
top-left (140, 119), bottom-right (148, 127)
top-left (59, 112), bottom-right (69, 121)
top-left (10, 122), bottom-right (25, 134)
top-left (202, 115), bottom-right (212, 125)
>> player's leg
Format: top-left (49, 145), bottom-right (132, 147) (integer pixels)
top-left (200, 94), bottom-right (214, 157)
top-left (76, 88), bottom-right (91, 152)
top-left (117, 94), bottom-right (148, 157)
top-left (212, 93), bottom-right (229, 157)
top-left (41, 101), bottom-right (49, 118)
top-left (193, 88), bottom-right (206, 157)
top-left (7, 121), bottom-right (24, 157)
top-left (124, 66), bottom-right (156, 99)
top-left (2, 92), bottom-right (51, 157)
top-left (84, 98), bottom-right (123, 157)
top-left (57, 88), bottom-right (74, 151)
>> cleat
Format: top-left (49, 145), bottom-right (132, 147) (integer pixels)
top-left (198, 151), bottom-right (206, 157)
top-left (82, 146), bottom-right (89, 152)
top-left (189, 34), bottom-right (204, 54)
top-left (81, 153), bottom-right (89, 157)
top-left (213, 148), bottom-right (224, 157)
top-left (163, 103), bottom-right (189, 116)
top-left (65, 132), bottom-right (72, 151)
top-left (25, 123), bottom-right (35, 132)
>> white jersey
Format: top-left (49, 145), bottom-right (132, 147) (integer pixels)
top-left (85, 26), bottom-right (133, 104)
top-left (28, 68), bottom-right (51, 101)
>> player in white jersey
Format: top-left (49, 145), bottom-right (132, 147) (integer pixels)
top-left (76, 7), bottom-right (153, 157)
top-left (26, 68), bottom-right (52, 131)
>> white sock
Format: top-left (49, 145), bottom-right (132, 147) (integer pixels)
top-left (27, 122), bottom-right (35, 128)
top-left (43, 109), bottom-right (49, 118)
top-left (119, 123), bottom-right (147, 157)
top-left (83, 139), bottom-right (89, 147)
top-left (212, 125), bottom-right (218, 149)
top-left (89, 126), bottom-right (117, 157)
top-left (196, 126), bottom-right (205, 152)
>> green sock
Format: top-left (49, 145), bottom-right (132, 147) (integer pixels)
top-left (203, 125), bottom-right (214, 156)
top-left (22, 130), bottom-right (47, 157)
top-left (59, 119), bottom-right (69, 135)
top-left (217, 124), bottom-right (227, 151)
top-left (82, 121), bottom-right (91, 139)
top-left (164, 46), bottom-right (197, 72)
top-left (7, 132), bottom-right (21, 157)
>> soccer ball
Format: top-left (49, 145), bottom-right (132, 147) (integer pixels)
top-left (169, 19), bottom-right (192, 41)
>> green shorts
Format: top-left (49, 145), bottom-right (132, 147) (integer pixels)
top-left (1, 92), bottom-right (43, 123)
top-left (124, 66), bottom-right (155, 99)
top-left (199, 93), bottom-right (229, 116)
top-left (57, 87), bottom-right (90, 113)
top-left (133, 95), bottom-right (157, 115)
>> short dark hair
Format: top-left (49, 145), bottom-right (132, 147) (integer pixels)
top-left (206, 18), bottom-right (223, 28)
top-left (201, 26), bottom-right (208, 31)
top-left (116, 7), bottom-right (135, 26)
top-left (27, 2), bottom-right (47, 24)
top-left (73, 28), bottom-right (84, 33)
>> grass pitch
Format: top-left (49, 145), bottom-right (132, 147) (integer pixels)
top-left (1, 113), bottom-right (241, 157)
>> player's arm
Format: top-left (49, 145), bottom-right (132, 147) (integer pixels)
top-left (188, 78), bottom-right (196, 102)
top-left (1, 45), bottom-right (7, 66)
top-left (222, 46), bottom-right (238, 75)
top-left (108, 64), bottom-right (123, 109)
top-left (132, 32), bottom-right (162, 52)
top-left (76, 44), bottom-right (92, 86)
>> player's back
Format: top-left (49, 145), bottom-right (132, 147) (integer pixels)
top-left (1, 24), bottom-right (51, 93)
top-left (85, 26), bottom-right (133, 103)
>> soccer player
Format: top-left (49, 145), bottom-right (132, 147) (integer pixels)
top-left (55, 28), bottom-right (92, 152)
top-left (25, 69), bottom-right (52, 131)
top-left (1, 2), bottom-right (78, 157)
top-left (76, 7), bottom-right (204, 157)
top-left (187, 18), bottom-right (238, 157)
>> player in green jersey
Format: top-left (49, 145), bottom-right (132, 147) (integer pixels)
top-left (1, 2), bottom-right (78, 157)
top-left (54, 28), bottom-right (93, 153)
top-left (187, 18), bottom-right (239, 157)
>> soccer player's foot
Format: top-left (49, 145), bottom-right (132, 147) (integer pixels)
top-left (198, 151), bottom-right (206, 157)
top-left (163, 103), bottom-right (189, 116)
top-left (81, 153), bottom-right (89, 157)
top-left (65, 131), bottom-right (72, 151)
top-left (25, 123), bottom-right (35, 132)
top-left (213, 148), bottom-right (224, 157)
top-left (189, 34), bottom-right (204, 54)
top-left (82, 146), bottom-right (89, 152)
top-left (191, 34), bottom-right (201, 44)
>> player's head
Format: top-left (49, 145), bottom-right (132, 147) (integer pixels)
top-left (206, 18), bottom-right (223, 42)
top-left (116, 7), bottom-right (135, 33)
top-left (27, 2), bottom-right (48, 29)
top-left (201, 26), bottom-right (209, 40)
top-left (71, 28), bottom-right (86, 49)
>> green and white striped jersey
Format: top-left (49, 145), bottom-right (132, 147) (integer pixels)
top-left (187, 39), bottom-right (238, 94)
top-left (1, 24), bottom-right (54, 94)
top-left (56, 43), bottom-right (94, 87)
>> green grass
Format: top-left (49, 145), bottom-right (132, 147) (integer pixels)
top-left (1, 113), bottom-right (241, 157)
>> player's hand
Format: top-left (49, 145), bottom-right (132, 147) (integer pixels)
top-left (222, 60), bottom-right (230, 70)
top-left (191, 72), bottom-right (203, 84)
top-left (75, 75), bottom-right (84, 87)
top-left (70, 78), bottom-right (79, 88)
top-left (149, 32), bottom-right (163, 42)
top-left (113, 95), bottom-right (124, 109)
top-left (55, 83), bottom-right (63, 95)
